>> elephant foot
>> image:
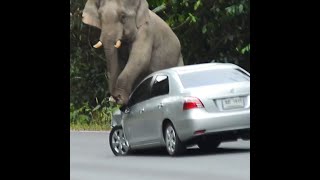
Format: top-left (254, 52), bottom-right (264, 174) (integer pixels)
top-left (112, 88), bottom-right (129, 105)
top-left (115, 98), bottom-right (127, 106)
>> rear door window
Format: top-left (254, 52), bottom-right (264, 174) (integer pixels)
top-left (150, 75), bottom-right (169, 98)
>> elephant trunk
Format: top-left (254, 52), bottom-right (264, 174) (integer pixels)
top-left (101, 30), bottom-right (124, 98)
top-left (104, 41), bottom-right (119, 96)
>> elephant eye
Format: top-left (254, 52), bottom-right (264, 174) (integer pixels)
top-left (119, 13), bottom-right (126, 23)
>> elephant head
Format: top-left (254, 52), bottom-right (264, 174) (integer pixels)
top-left (82, 0), bottom-right (150, 104)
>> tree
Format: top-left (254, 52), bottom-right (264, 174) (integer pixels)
top-left (149, 0), bottom-right (250, 68)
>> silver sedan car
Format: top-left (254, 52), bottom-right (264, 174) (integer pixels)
top-left (109, 63), bottom-right (250, 156)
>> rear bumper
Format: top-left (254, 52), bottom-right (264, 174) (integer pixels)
top-left (185, 128), bottom-right (250, 146)
top-left (174, 109), bottom-right (250, 142)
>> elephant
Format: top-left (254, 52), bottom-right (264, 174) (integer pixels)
top-left (82, 0), bottom-right (184, 105)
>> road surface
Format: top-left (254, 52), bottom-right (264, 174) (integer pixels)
top-left (70, 131), bottom-right (250, 180)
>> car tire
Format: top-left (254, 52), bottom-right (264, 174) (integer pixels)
top-left (198, 138), bottom-right (221, 152)
top-left (109, 126), bottom-right (130, 156)
top-left (164, 123), bottom-right (185, 156)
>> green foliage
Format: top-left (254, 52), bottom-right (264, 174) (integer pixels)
top-left (70, 0), bottom-right (250, 129)
top-left (241, 44), bottom-right (250, 54)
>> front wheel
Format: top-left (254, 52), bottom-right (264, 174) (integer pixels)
top-left (164, 123), bottom-right (185, 156)
top-left (109, 126), bottom-right (130, 156)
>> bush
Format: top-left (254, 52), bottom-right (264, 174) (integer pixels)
top-left (70, 98), bottom-right (119, 130)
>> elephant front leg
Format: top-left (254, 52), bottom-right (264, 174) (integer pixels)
top-left (112, 30), bottom-right (153, 105)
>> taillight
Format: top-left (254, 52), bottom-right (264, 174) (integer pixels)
top-left (183, 97), bottom-right (204, 110)
top-left (194, 129), bottom-right (206, 135)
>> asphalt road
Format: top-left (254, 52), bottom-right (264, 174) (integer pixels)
top-left (70, 131), bottom-right (250, 180)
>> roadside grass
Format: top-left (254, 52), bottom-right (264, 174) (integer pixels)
top-left (70, 100), bottom-right (118, 131)
top-left (70, 123), bottom-right (111, 131)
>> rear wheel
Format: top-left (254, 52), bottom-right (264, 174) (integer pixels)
top-left (109, 126), bottom-right (130, 156)
top-left (164, 123), bottom-right (185, 156)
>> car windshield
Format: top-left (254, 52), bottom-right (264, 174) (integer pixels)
top-left (178, 68), bottom-right (249, 88)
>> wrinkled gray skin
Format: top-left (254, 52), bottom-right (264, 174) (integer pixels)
top-left (82, 0), bottom-right (184, 105)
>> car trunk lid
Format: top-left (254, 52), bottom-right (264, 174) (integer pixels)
top-left (181, 81), bottom-right (250, 112)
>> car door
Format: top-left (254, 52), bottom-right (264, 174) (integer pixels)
top-left (122, 76), bottom-right (152, 146)
top-left (139, 75), bottom-right (170, 143)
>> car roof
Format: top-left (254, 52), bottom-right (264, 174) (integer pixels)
top-left (131, 62), bottom-right (247, 97)
top-left (148, 63), bottom-right (241, 77)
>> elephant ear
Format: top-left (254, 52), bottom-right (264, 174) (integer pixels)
top-left (82, 0), bottom-right (101, 29)
top-left (135, 0), bottom-right (150, 29)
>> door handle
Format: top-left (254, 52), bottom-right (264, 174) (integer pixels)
top-left (158, 103), bottom-right (164, 109)
top-left (139, 108), bottom-right (145, 114)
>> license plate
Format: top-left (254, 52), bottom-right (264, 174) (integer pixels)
top-left (222, 97), bottom-right (244, 109)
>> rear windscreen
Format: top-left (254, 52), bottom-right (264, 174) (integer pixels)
top-left (178, 68), bottom-right (250, 88)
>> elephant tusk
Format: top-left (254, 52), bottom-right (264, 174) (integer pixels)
top-left (93, 41), bottom-right (103, 48)
top-left (114, 40), bottom-right (121, 48)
